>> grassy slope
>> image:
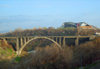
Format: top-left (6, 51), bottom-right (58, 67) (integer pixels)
top-left (0, 40), bottom-right (16, 61)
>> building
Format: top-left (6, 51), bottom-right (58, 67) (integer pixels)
top-left (61, 22), bottom-right (77, 28)
top-left (79, 22), bottom-right (89, 26)
top-left (61, 22), bottom-right (95, 30)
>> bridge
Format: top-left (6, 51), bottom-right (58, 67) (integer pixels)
top-left (0, 36), bottom-right (96, 55)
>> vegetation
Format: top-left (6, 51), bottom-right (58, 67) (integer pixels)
top-left (0, 27), bottom-right (100, 69)
top-left (1, 28), bottom-right (97, 37)
top-left (0, 40), bottom-right (16, 61)
top-left (0, 37), bottom-right (100, 69)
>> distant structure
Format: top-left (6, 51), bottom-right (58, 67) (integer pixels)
top-left (95, 29), bottom-right (100, 36)
top-left (79, 22), bottom-right (94, 29)
top-left (61, 22), bottom-right (96, 29)
top-left (61, 22), bottom-right (77, 28)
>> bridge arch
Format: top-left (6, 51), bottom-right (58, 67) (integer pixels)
top-left (18, 36), bottom-right (61, 55)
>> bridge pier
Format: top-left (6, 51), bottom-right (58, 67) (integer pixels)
top-left (16, 37), bottom-right (20, 55)
top-left (27, 37), bottom-right (30, 41)
top-left (63, 37), bottom-right (66, 47)
top-left (55, 37), bottom-right (58, 42)
top-left (75, 37), bottom-right (79, 46)
top-left (24, 37), bottom-right (27, 44)
top-left (59, 37), bottom-right (61, 45)
top-left (21, 37), bottom-right (24, 47)
top-left (16, 37), bottom-right (29, 56)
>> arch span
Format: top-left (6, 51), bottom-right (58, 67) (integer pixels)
top-left (18, 36), bottom-right (61, 55)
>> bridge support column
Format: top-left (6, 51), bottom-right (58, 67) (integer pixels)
top-left (63, 37), bottom-right (65, 47)
top-left (16, 38), bottom-right (20, 55)
top-left (27, 37), bottom-right (30, 41)
top-left (75, 37), bottom-right (79, 46)
top-left (56, 37), bottom-right (58, 42)
top-left (59, 37), bottom-right (61, 45)
top-left (24, 37), bottom-right (27, 44)
top-left (21, 37), bottom-right (23, 47)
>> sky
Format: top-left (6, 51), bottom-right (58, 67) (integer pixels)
top-left (0, 0), bottom-right (100, 33)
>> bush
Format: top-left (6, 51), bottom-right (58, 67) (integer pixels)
top-left (72, 38), bottom-right (100, 68)
top-left (12, 45), bottom-right (73, 69)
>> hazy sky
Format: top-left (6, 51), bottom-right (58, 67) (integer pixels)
top-left (0, 0), bottom-right (100, 33)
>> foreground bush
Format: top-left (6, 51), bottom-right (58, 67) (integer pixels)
top-left (15, 46), bottom-right (73, 69)
top-left (72, 37), bottom-right (100, 68)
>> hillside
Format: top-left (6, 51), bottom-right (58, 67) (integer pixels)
top-left (0, 40), bottom-right (15, 61)
top-left (1, 28), bottom-right (97, 37)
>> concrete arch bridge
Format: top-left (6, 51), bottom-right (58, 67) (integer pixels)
top-left (0, 36), bottom-right (95, 55)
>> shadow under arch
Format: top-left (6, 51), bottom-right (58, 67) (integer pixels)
top-left (18, 36), bottom-right (62, 55)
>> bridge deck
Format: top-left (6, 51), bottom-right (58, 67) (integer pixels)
top-left (0, 36), bottom-right (93, 39)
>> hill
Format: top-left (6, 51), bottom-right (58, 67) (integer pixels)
top-left (0, 40), bottom-right (15, 60)
top-left (1, 28), bottom-right (97, 37)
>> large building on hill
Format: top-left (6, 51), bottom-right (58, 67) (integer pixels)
top-left (61, 22), bottom-right (77, 28)
top-left (61, 22), bottom-right (96, 29)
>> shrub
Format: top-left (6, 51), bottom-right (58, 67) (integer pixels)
top-left (13, 45), bottom-right (73, 69)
